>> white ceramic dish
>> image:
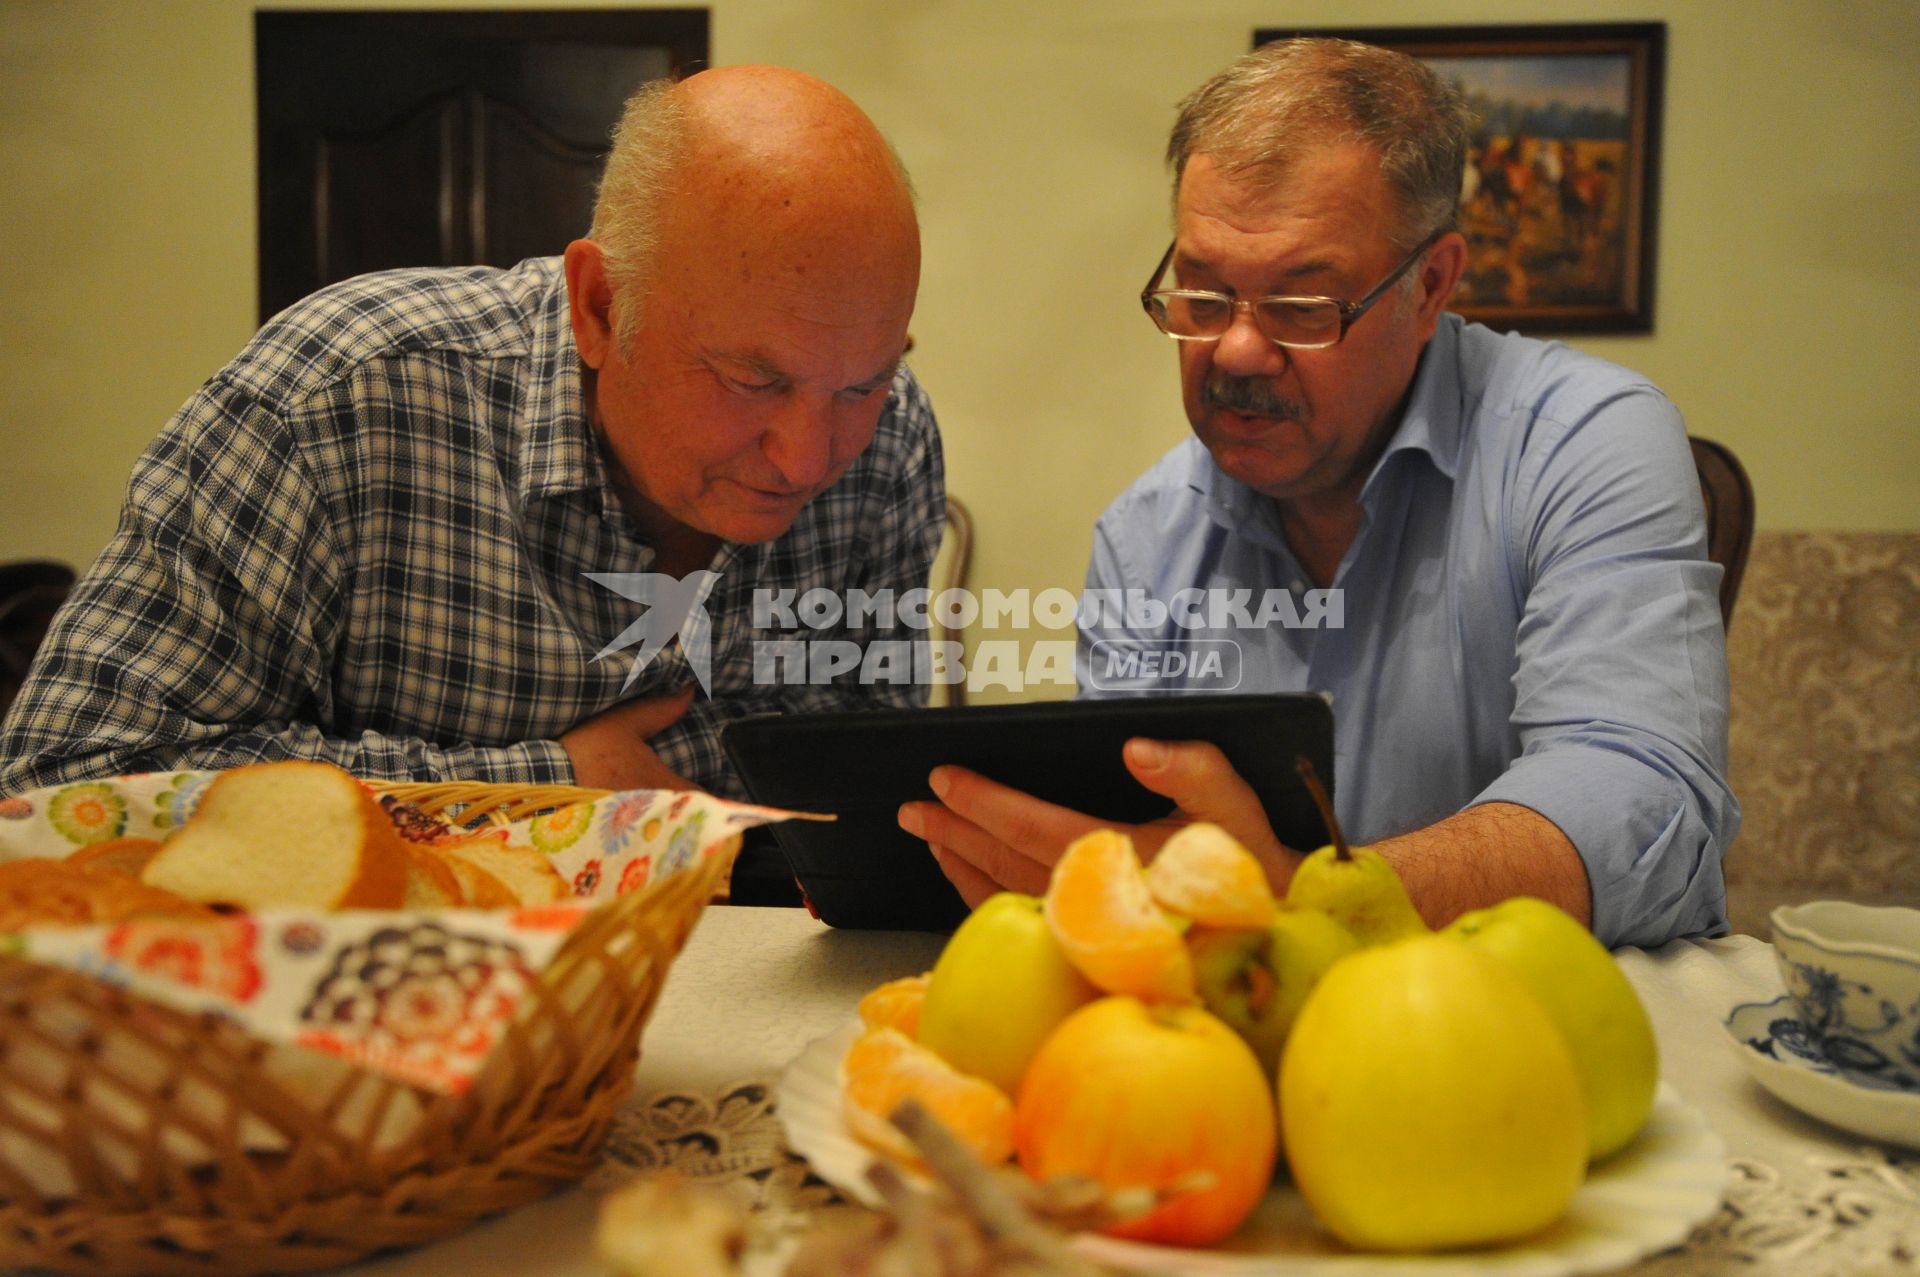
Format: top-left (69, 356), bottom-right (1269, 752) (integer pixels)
top-left (1724, 995), bottom-right (1920, 1149)
top-left (779, 1020), bottom-right (1728, 1276)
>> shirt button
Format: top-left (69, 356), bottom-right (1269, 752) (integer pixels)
top-left (1290, 579), bottom-right (1306, 593)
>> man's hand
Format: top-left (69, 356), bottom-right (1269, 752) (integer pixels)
top-left (897, 737), bottom-right (1298, 908)
top-left (560, 686), bottom-right (699, 791)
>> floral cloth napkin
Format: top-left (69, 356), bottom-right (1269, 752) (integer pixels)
top-left (0, 771), bottom-right (798, 1093)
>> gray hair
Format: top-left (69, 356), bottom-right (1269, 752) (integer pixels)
top-left (1167, 38), bottom-right (1473, 249)
top-left (588, 79), bottom-right (694, 348)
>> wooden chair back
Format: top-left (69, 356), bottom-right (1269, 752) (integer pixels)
top-left (1689, 436), bottom-right (1755, 628)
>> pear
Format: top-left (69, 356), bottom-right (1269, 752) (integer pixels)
top-left (1189, 905), bottom-right (1360, 1076)
top-left (1282, 758), bottom-right (1427, 945)
top-left (1447, 896), bottom-right (1660, 1160)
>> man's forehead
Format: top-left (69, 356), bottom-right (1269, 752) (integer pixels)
top-left (704, 341), bottom-right (903, 385)
top-left (1173, 151), bottom-right (1399, 274)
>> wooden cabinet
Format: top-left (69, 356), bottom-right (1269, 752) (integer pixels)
top-left (255, 9), bottom-right (708, 321)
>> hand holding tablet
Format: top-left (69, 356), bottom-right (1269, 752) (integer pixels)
top-left (721, 694), bottom-right (1334, 930)
top-left (900, 735), bottom-right (1296, 909)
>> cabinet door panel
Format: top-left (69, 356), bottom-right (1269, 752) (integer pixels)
top-left (257, 10), bottom-right (707, 321)
top-left (476, 98), bottom-right (607, 267)
top-left (314, 95), bottom-right (460, 289)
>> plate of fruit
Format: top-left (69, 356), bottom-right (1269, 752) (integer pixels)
top-left (779, 777), bottom-right (1729, 1275)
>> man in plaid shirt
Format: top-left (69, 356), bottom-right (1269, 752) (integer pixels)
top-left (0, 67), bottom-right (941, 805)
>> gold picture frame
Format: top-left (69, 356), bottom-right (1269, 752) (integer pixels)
top-left (1257, 23), bottom-right (1666, 335)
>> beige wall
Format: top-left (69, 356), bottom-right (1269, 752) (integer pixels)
top-left (4, 1), bottom-right (1916, 655)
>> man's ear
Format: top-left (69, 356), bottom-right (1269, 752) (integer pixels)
top-left (563, 239), bottom-right (616, 370)
top-left (1416, 231), bottom-right (1469, 326)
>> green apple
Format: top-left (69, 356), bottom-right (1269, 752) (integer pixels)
top-left (1279, 933), bottom-right (1588, 1252)
top-left (1284, 843), bottom-right (1428, 946)
top-left (917, 892), bottom-right (1099, 1094)
top-left (1446, 896), bottom-right (1659, 1160)
top-left (1189, 906), bottom-right (1359, 1076)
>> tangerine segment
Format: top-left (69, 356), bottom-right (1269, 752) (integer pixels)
top-left (857, 973), bottom-right (931, 1038)
top-left (842, 1027), bottom-right (1015, 1167)
top-left (1043, 829), bottom-right (1196, 1003)
top-left (1143, 823), bottom-right (1278, 929)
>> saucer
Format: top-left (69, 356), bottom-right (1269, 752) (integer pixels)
top-left (1725, 996), bottom-right (1920, 1148)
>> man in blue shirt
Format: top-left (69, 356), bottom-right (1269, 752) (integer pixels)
top-left (899, 39), bottom-right (1735, 947)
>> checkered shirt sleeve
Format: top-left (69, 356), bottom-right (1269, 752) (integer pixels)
top-left (0, 259), bottom-right (946, 797)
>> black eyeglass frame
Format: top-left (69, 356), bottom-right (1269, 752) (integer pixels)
top-left (1139, 228), bottom-right (1447, 349)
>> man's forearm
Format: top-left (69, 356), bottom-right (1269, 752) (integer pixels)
top-left (1366, 801), bottom-right (1592, 930)
top-left (2, 720), bottom-right (573, 794)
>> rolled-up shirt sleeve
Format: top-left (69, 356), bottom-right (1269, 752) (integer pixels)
top-left (1471, 388), bottom-right (1739, 948)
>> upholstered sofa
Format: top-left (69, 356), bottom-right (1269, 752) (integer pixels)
top-left (1721, 531), bottom-right (1920, 936)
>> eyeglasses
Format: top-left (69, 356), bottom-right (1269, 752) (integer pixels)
top-left (1140, 229), bottom-right (1445, 350)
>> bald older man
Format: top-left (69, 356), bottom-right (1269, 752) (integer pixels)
top-left (0, 68), bottom-right (941, 809)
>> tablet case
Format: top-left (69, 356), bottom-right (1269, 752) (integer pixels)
top-left (720, 693), bottom-right (1335, 932)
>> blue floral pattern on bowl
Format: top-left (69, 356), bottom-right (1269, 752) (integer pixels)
top-left (1726, 996), bottom-right (1920, 1148)
top-left (1775, 956), bottom-right (1920, 1088)
top-left (1772, 902), bottom-right (1920, 1094)
top-left (1742, 998), bottom-right (1920, 1094)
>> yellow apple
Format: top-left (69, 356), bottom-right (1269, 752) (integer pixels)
top-left (1446, 896), bottom-right (1659, 1160)
top-left (1279, 933), bottom-right (1588, 1252)
top-left (917, 891), bottom-right (1098, 1094)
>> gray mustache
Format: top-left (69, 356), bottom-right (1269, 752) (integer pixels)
top-left (1203, 374), bottom-right (1309, 421)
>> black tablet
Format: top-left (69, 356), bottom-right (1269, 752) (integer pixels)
top-left (719, 693), bottom-right (1335, 932)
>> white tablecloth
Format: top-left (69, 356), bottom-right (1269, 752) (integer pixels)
top-left (339, 907), bottom-right (1918, 1277)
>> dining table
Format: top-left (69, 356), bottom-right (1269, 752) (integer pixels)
top-left (333, 904), bottom-right (1919, 1277)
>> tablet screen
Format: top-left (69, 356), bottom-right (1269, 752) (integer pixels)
top-left (720, 693), bottom-right (1334, 931)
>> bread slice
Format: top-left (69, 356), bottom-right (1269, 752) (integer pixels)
top-left (66, 836), bottom-right (163, 879)
top-left (0, 859), bottom-right (212, 930)
top-left (399, 843), bottom-right (463, 907)
top-left (432, 837), bottom-right (567, 906)
top-left (140, 761), bottom-right (409, 910)
top-left (416, 842), bottom-right (518, 908)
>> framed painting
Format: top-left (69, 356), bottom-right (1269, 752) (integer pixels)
top-left (1254, 23), bottom-right (1666, 334)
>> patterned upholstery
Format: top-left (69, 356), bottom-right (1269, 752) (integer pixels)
top-left (1722, 531), bottom-right (1920, 935)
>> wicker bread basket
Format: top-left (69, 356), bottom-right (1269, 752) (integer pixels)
top-left (0, 780), bottom-right (737, 1275)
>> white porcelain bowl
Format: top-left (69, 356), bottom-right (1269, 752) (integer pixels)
top-left (1771, 901), bottom-right (1920, 1089)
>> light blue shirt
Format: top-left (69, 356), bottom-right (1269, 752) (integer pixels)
top-left (1078, 313), bottom-right (1737, 948)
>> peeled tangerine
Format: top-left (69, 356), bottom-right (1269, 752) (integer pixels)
top-left (1044, 829), bottom-right (1194, 1003)
top-left (842, 1027), bottom-right (1014, 1168)
top-left (856, 973), bottom-right (931, 1038)
top-left (1279, 934), bottom-right (1588, 1252)
top-left (1143, 823), bottom-right (1279, 929)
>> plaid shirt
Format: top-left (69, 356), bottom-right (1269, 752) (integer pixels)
top-left (0, 258), bottom-right (944, 798)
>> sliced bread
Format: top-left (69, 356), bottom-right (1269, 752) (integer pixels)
top-left (416, 843), bottom-right (519, 908)
top-left (0, 859), bottom-right (211, 930)
top-left (140, 761), bottom-right (409, 910)
top-left (66, 836), bottom-right (163, 879)
top-left (399, 843), bottom-right (464, 907)
top-left (432, 837), bottom-right (567, 906)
